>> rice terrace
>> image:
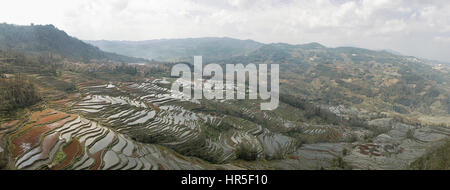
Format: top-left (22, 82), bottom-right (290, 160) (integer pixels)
top-left (1, 0), bottom-right (450, 176)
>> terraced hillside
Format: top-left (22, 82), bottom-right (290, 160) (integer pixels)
top-left (1, 25), bottom-right (449, 170)
top-left (4, 109), bottom-right (228, 170)
top-left (65, 79), bottom-right (300, 163)
top-left (1, 73), bottom-right (449, 170)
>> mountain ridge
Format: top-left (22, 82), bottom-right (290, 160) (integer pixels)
top-left (86, 37), bottom-right (263, 62)
top-left (0, 23), bottom-right (147, 63)
top-left (87, 37), bottom-right (425, 64)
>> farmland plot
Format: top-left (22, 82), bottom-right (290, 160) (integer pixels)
top-left (4, 109), bottom-right (226, 170)
top-left (66, 80), bottom-right (301, 163)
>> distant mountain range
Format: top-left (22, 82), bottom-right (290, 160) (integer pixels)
top-left (0, 23), bottom-right (146, 63)
top-left (379, 49), bottom-right (450, 66)
top-left (86, 37), bottom-right (263, 62)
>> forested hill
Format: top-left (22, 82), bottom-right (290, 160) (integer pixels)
top-left (0, 23), bottom-right (146, 63)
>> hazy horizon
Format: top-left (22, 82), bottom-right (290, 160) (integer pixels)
top-left (2, 0), bottom-right (450, 62)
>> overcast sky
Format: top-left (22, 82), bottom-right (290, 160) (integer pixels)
top-left (1, 0), bottom-right (450, 62)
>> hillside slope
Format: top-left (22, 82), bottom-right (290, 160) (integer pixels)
top-left (0, 23), bottom-right (146, 63)
top-left (219, 43), bottom-right (450, 117)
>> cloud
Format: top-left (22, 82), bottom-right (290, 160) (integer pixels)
top-left (0, 0), bottom-right (450, 62)
top-left (434, 36), bottom-right (450, 44)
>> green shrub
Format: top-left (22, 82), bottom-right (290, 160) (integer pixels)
top-left (406, 129), bottom-right (415, 140)
top-left (0, 159), bottom-right (7, 170)
top-left (0, 75), bottom-right (40, 113)
top-left (0, 152), bottom-right (8, 170)
top-left (330, 157), bottom-right (352, 170)
top-left (410, 139), bottom-right (450, 170)
top-left (52, 151), bottom-right (66, 165)
top-left (236, 143), bottom-right (258, 161)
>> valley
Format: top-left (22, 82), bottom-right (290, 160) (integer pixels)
top-left (0, 24), bottom-right (449, 170)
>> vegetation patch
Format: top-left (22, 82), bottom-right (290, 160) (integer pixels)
top-left (0, 75), bottom-right (40, 115)
top-left (236, 142), bottom-right (259, 161)
top-left (410, 139), bottom-right (450, 170)
top-left (52, 150), bottom-right (66, 166)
